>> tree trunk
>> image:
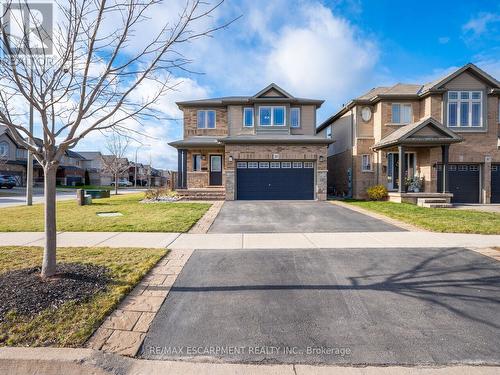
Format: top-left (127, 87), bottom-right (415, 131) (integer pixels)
top-left (41, 165), bottom-right (57, 278)
top-left (115, 173), bottom-right (118, 195)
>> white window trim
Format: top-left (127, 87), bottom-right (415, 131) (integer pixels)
top-left (391, 103), bottom-right (412, 125)
top-left (259, 106), bottom-right (286, 127)
top-left (290, 107), bottom-right (300, 128)
top-left (0, 141), bottom-right (8, 157)
top-left (197, 110), bottom-right (217, 129)
top-left (326, 125), bottom-right (332, 139)
top-left (243, 107), bottom-right (254, 127)
top-left (361, 154), bottom-right (372, 172)
top-left (447, 91), bottom-right (483, 128)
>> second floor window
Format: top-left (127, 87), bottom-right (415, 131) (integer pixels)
top-left (447, 91), bottom-right (482, 127)
top-left (391, 103), bottom-right (412, 124)
top-left (243, 107), bottom-right (254, 127)
top-left (197, 110), bottom-right (216, 129)
top-left (290, 108), bottom-right (300, 128)
top-left (0, 142), bottom-right (8, 157)
top-left (259, 106), bottom-right (285, 126)
top-left (193, 154), bottom-right (202, 171)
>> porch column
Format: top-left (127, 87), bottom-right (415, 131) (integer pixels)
top-left (177, 149), bottom-right (187, 189)
top-left (441, 145), bottom-right (450, 193)
top-left (398, 145), bottom-right (405, 193)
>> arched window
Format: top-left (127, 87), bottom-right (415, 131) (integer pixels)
top-left (0, 141), bottom-right (9, 157)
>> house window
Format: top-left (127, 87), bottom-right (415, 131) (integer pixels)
top-left (237, 162), bottom-right (247, 168)
top-left (0, 142), bottom-right (8, 157)
top-left (193, 154), bottom-right (202, 171)
top-left (270, 162), bottom-right (280, 168)
top-left (447, 91), bottom-right (482, 127)
top-left (259, 106), bottom-right (286, 126)
top-left (248, 162), bottom-right (258, 168)
top-left (259, 162), bottom-right (269, 168)
top-left (326, 125), bottom-right (332, 139)
top-left (304, 162), bottom-right (314, 168)
top-left (292, 161), bottom-right (303, 168)
top-left (281, 161), bottom-right (291, 168)
top-left (361, 154), bottom-right (372, 172)
top-left (290, 108), bottom-right (300, 128)
top-left (197, 110), bottom-right (216, 129)
top-left (243, 108), bottom-right (254, 127)
top-left (391, 103), bottom-right (412, 124)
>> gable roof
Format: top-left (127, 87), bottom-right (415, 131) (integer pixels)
top-left (176, 84), bottom-right (324, 108)
top-left (372, 117), bottom-right (463, 150)
top-left (317, 63), bottom-right (500, 132)
top-left (253, 83), bottom-right (294, 99)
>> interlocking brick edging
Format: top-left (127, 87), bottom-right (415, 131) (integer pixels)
top-left (86, 249), bottom-right (193, 356)
top-left (188, 201), bottom-right (224, 234)
top-left (330, 200), bottom-right (425, 232)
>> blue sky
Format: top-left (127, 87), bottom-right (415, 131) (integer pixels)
top-left (76, 0), bottom-right (500, 169)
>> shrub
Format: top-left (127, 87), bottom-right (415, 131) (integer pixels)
top-left (366, 185), bottom-right (388, 201)
top-left (144, 188), bottom-right (178, 200)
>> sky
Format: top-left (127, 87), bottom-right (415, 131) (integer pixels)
top-left (75, 0), bottom-right (500, 170)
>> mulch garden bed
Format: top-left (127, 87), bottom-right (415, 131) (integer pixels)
top-left (0, 263), bottom-right (110, 322)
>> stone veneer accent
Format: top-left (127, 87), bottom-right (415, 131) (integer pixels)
top-left (183, 107), bottom-right (228, 138)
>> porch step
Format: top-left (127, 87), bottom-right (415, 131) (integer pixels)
top-left (417, 197), bottom-right (452, 208)
top-left (176, 188), bottom-right (226, 201)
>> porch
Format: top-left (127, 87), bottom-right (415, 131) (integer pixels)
top-left (373, 117), bottom-right (463, 205)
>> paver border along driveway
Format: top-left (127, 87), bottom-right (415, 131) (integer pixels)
top-left (140, 247), bottom-right (500, 365)
top-left (208, 201), bottom-right (403, 233)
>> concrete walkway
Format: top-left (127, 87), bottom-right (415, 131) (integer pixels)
top-left (0, 347), bottom-right (499, 375)
top-left (1, 231), bottom-right (499, 249)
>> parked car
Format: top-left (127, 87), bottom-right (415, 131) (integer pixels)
top-left (0, 175), bottom-right (16, 189)
top-left (110, 178), bottom-right (133, 187)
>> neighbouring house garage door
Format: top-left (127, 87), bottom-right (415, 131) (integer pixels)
top-left (236, 161), bottom-right (314, 200)
top-left (438, 164), bottom-right (480, 203)
top-left (491, 164), bottom-right (500, 203)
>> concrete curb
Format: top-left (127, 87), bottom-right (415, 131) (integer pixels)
top-left (1, 347), bottom-right (499, 375)
top-left (330, 200), bottom-right (425, 232)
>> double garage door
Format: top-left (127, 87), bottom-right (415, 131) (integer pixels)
top-left (236, 161), bottom-right (314, 200)
top-left (438, 164), bottom-right (480, 203)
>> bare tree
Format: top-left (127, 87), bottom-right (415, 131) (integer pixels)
top-left (101, 132), bottom-right (130, 196)
top-left (0, 0), bottom-right (236, 277)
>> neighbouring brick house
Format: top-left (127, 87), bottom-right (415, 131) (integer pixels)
top-left (317, 63), bottom-right (500, 204)
top-left (170, 84), bottom-right (332, 200)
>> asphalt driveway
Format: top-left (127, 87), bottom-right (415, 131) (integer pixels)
top-left (208, 201), bottom-right (402, 233)
top-left (139, 247), bottom-right (500, 365)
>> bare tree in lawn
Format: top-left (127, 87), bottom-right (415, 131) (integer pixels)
top-left (101, 132), bottom-right (130, 196)
top-left (0, 0), bottom-right (236, 277)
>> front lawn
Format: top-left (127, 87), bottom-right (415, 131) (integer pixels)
top-left (346, 200), bottom-right (500, 234)
top-left (0, 246), bottom-right (166, 347)
top-left (0, 193), bottom-right (210, 232)
top-left (57, 185), bottom-right (112, 190)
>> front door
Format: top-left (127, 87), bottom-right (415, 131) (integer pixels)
top-left (387, 152), bottom-right (416, 190)
top-left (209, 155), bottom-right (223, 186)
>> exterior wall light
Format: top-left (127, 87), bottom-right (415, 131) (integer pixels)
top-left (228, 156), bottom-right (233, 162)
top-left (319, 155), bottom-right (324, 162)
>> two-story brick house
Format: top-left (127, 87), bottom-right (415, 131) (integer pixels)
top-left (169, 84), bottom-right (332, 200)
top-left (317, 63), bottom-right (500, 204)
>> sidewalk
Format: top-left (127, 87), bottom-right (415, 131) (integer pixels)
top-left (0, 347), bottom-right (498, 375)
top-left (1, 231), bottom-right (499, 250)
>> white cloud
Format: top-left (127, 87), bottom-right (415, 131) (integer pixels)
top-left (265, 3), bottom-right (378, 100)
top-left (462, 12), bottom-right (500, 39)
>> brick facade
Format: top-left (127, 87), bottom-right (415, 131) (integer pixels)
top-left (183, 107), bottom-right (228, 138)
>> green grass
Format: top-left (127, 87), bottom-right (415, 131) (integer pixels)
top-left (0, 246), bottom-right (166, 347)
top-left (0, 193), bottom-right (211, 232)
top-left (346, 200), bottom-right (500, 234)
